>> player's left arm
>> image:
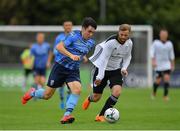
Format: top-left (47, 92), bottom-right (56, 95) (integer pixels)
top-left (94, 43), bottom-right (114, 85)
top-left (170, 42), bottom-right (175, 71)
top-left (121, 43), bottom-right (133, 77)
top-left (170, 60), bottom-right (175, 72)
top-left (150, 41), bottom-right (157, 68)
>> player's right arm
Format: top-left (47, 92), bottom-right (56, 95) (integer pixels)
top-left (169, 42), bottom-right (175, 71)
top-left (91, 42), bottom-right (114, 85)
top-left (56, 33), bottom-right (80, 61)
top-left (150, 41), bottom-right (157, 68)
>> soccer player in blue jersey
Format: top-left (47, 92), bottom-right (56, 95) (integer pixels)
top-left (31, 33), bottom-right (52, 89)
top-left (22, 17), bottom-right (97, 124)
top-left (53, 20), bottom-right (73, 109)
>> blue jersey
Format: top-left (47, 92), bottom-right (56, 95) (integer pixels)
top-left (31, 42), bottom-right (50, 69)
top-left (55, 30), bottom-right (95, 70)
top-left (53, 33), bottom-right (68, 60)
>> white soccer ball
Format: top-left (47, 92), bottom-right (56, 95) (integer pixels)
top-left (104, 108), bottom-right (120, 123)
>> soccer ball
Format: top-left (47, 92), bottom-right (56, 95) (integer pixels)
top-left (104, 108), bottom-right (120, 123)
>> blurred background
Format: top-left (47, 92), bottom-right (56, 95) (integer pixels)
top-left (0, 0), bottom-right (180, 88)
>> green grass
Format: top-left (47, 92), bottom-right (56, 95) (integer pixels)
top-left (0, 88), bottom-right (180, 130)
top-left (0, 68), bottom-right (180, 130)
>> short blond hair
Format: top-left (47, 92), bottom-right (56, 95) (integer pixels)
top-left (119, 24), bottom-right (131, 32)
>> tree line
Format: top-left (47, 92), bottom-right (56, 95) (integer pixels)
top-left (0, 0), bottom-right (180, 59)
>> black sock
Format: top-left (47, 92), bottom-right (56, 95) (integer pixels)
top-left (88, 95), bottom-right (94, 102)
top-left (99, 95), bottom-right (118, 116)
top-left (164, 82), bottom-right (169, 96)
top-left (153, 83), bottom-right (159, 94)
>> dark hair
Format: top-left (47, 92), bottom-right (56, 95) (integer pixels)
top-left (63, 20), bottom-right (73, 25)
top-left (82, 17), bottom-right (97, 29)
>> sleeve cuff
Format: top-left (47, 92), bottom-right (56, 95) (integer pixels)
top-left (121, 67), bottom-right (127, 71)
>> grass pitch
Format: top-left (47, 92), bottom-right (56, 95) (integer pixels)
top-left (0, 68), bottom-right (180, 130)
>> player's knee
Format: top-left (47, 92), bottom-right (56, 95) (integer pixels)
top-left (164, 75), bottom-right (170, 82)
top-left (40, 77), bottom-right (46, 85)
top-left (112, 86), bottom-right (121, 97)
top-left (72, 88), bottom-right (81, 95)
top-left (112, 91), bottom-right (120, 98)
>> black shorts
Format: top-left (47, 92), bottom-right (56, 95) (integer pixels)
top-left (24, 69), bottom-right (32, 77)
top-left (47, 62), bottom-right (81, 88)
top-left (33, 67), bottom-right (46, 76)
top-left (155, 70), bottom-right (171, 78)
top-left (92, 67), bottom-right (123, 94)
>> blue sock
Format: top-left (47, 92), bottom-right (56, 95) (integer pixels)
top-left (59, 87), bottom-right (65, 109)
top-left (59, 87), bottom-right (64, 101)
top-left (66, 89), bottom-right (71, 102)
top-left (66, 94), bottom-right (70, 102)
top-left (31, 88), bottom-right (45, 99)
top-left (64, 94), bottom-right (80, 116)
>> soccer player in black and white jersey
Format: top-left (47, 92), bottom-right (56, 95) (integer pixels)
top-left (151, 29), bottom-right (175, 101)
top-left (82, 24), bottom-right (133, 122)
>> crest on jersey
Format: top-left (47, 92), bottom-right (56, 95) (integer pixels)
top-left (50, 80), bottom-right (54, 86)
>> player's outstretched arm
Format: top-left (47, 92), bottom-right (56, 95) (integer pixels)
top-left (94, 44), bottom-right (114, 85)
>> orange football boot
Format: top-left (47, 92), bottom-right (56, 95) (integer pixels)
top-left (95, 114), bottom-right (106, 122)
top-left (60, 115), bottom-right (75, 124)
top-left (82, 97), bottom-right (90, 110)
top-left (22, 88), bottom-right (35, 104)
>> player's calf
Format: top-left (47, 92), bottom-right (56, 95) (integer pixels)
top-left (82, 94), bottom-right (101, 110)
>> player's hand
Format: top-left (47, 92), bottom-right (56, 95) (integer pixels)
top-left (46, 61), bottom-right (51, 68)
top-left (83, 56), bottom-right (88, 63)
top-left (94, 79), bottom-right (102, 86)
top-left (171, 65), bottom-right (175, 72)
top-left (70, 55), bottom-right (80, 61)
top-left (121, 69), bottom-right (128, 77)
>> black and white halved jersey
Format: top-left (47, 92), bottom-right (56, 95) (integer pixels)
top-left (89, 35), bottom-right (133, 80)
top-left (150, 40), bottom-right (175, 71)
